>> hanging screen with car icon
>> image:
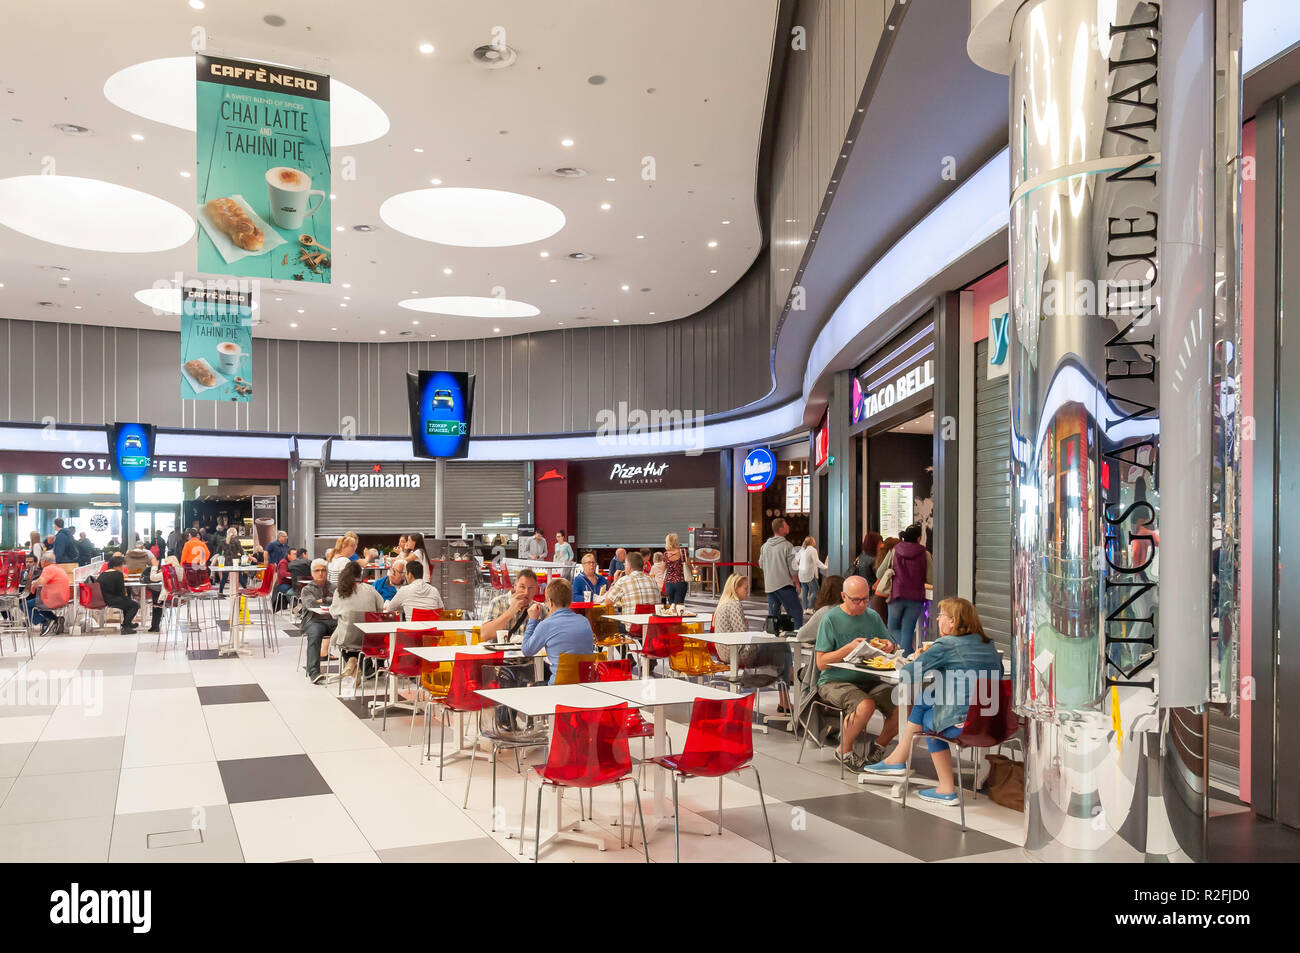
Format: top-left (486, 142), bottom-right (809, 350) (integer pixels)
top-left (111, 422), bottom-right (155, 482)
top-left (407, 370), bottom-right (475, 459)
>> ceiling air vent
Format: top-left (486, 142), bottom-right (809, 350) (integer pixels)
top-left (551, 167), bottom-right (588, 178)
top-left (566, 252), bottom-right (594, 261)
top-left (471, 44), bottom-right (518, 69)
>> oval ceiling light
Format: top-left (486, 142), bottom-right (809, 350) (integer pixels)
top-left (399, 295), bottom-right (540, 318)
top-left (380, 188), bottom-right (564, 247)
top-left (104, 57), bottom-right (389, 147)
top-left (134, 287), bottom-right (259, 313)
top-left (0, 176), bottom-right (193, 252)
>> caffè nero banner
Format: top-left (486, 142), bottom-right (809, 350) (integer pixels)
top-left (195, 54), bottom-right (332, 283)
top-left (180, 285), bottom-right (254, 402)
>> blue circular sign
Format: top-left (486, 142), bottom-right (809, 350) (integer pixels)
top-left (743, 447), bottom-right (777, 492)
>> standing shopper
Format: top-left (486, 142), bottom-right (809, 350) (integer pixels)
top-left (662, 533), bottom-right (691, 605)
top-left (758, 517), bottom-right (803, 626)
top-left (52, 519), bottom-right (77, 564)
top-left (870, 537), bottom-right (898, 618)
top-left (876, 524), bottom-right (933, 654)
top-left (797, 537), bottom-right (828, 610)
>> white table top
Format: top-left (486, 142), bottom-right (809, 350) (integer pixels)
top-left (587, 678), bottom-right (741, 707)
top-left (604, 613), bottom-right (707, 626)
top-left (204, 565), bottom-right (260, 572)
top-left (354, 619), bottom-right (478, 634)
top-left (693, 630), bottom-right (794, 646)
top-left (830, 661), bottom-right (902, 682)
top-left (406, 644), bottom-right (544, 663)
top-left (477, 684), bottom-right (613, 717)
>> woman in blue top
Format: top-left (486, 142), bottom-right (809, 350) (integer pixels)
top-left (862, 597), bottom-right (1002, 806)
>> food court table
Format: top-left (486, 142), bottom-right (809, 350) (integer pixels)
top-left (205, 565), bottom-right (262, 657)
top-left (504, 558), bottom-right (577, 582)
top-left (691, 630), bottom-right (794, 682)
top-left (585, 678), bottom-right (742, 831)
top-left (353, 619), bottom-right (478, 634)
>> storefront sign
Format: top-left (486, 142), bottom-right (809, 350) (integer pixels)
top-left (195, 54), bottom-right (332, 282)
top-left (856, 359), bottom-right (934, 425)
top-left (181, 285), bottom-right (254, 402)
top-left (110, 423), bottom-right (155, 483)
top-left (320, 467), bottom-right (423, 492)
top-left (0, 450), bottom-right (285, 481)
top-left (814, 417), bottom-right (829, 469)
top-left (608, 461), bottom-right (670, 486)
top-left (988, 298), bottom-right (1010, 380)
top-left (743, 448), bottom-right (776, 493)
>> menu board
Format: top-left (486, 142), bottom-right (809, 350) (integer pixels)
top-left (694, 526), bottom-right (722, 561)
top-left (879, 482), bottom-right (914, 539)
top-left (785, 474), bottom-right (809, 514)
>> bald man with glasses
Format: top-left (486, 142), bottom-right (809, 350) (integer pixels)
top-left (814, 575), bottom-right (901, 771)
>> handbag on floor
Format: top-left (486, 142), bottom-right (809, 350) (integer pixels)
top-left (765, 610), bottom-right (794, 635)
top-left (984, 754), bottom-right (1025, 812)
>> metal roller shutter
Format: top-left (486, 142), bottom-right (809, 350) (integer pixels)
top-left (973, 339), bottom-right (1012, 651)
top-left (316, 462), bottom-right (438, 534)
top-left (442, 461), bottom-right (529, 536)
top-left (577, 487), bottom-right (715, 549)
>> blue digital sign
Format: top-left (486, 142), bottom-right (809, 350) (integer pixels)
top-left (407, 371), bottom-right (475, 459)
top-left (111, 422), bottom-right (155, 482)
top-left (743, 447), bottom-right (777, 493)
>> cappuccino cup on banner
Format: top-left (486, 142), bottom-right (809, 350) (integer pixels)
top-left (266, 166), bottom-right (326, 230)
top-left (216, 341), bottom-right (242, 374)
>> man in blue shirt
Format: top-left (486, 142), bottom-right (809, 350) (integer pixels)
top-left (607, 548), bottom-right (627, 577)
top-left (266, 531), bottom-right (290, 567)
top-left (522, 578), bottom-right (595, 685)
top-left (571, 552), bottom-right (609, 602)
top-left (372, 558), bottom-right (406, 602)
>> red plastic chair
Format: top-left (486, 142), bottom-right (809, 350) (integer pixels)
top-left (425, 651), bottom-right (503, 780)
top-left (901, 677), bottom-right (1019, 830)
top-left (237, 565), bottom-right (279, 655)
top-left (157, 564), bottom-right (191, 657)
top-left (652, 692), bottom-right (775, 862)
top-left (578, 657), bottom-right (666, 786)
top-left (410, 607), bottom-right (442, 622)
top-left (519, 703), bottom-right (650, 862)
top-left (380, 629), bottom-right (426, 735)
top-left (77, 581), bottom-right (108, 633)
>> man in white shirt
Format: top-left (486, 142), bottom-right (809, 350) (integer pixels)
top-left (382, 561), bottom-right (444, 619)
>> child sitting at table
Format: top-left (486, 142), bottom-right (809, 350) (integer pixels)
top-left (861, 597), bottom-right (1002, 805)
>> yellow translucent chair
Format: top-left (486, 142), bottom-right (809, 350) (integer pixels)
top-left (553, 651), bottom-right (606, 686)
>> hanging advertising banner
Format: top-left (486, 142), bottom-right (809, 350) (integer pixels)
top-left (109, 423), bottom-right (156, 483)
top-left (180, 285), bottom-right (254, 402)
top-left (251, 495), bottom-right (278, 549)
top-left (195, 54), bottom-right (332, 282)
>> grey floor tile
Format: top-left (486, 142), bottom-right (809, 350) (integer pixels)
top-left (379, 837), bottom-right (516, 863)
top-left (0, 815), bottom-right (114, 862)
top-left (0, 742), bottom-right (34, 777)
top-left (0, 703), bottom-right (57, 719)
top-left (77, 653), bottom-right (138, 676)
top-left (132, 673), bottom-right (197, 691)
top-left (197, 683), bottom-right (269, 705)
top-left (726, 751), bottom-right (861, 802)
top-left (0, 769), bottom-right (119, 824)
top-left (218, 754), bottom-right (332, 804)
top-left (693, 803), bottom-right (920, 864)
top-left (22, 736), bottom-right (124, 776)
top-left (109, 804), bottom-right (244, 862)
top-left (790, 792), bottom-right (1013, 862)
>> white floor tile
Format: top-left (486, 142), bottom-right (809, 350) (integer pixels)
top-left (229, 794), bottom-right (372, 863)
top-left (190, 659), bottom-right (256, 687)
top-left (268, 695), bottom-right (389, 754)
top-left (0, 716), bottom-right (52, 745)
top-left (116, 762), bottom-right (227, 815)
top-left (39, 688), bottom-right (131, 741)
top-left (121, 688), bottom-right (214, 768)
top-left (203, 702), bottom-right (302, 761)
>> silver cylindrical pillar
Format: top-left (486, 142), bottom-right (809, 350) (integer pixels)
top-left (969, 0), bottom-right (1239, 860)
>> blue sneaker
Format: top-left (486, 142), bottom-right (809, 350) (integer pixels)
top-left (862, 760), bottom-right (905, 775)
top-left (918, 787), bottom-right (960, 806)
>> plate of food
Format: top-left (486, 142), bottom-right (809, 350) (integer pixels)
top-left (863, 656), bottom-right (898, 671)
top-left (197, 195), bottom-right (287, 264)
top-left (181, 357), bottom-right (226, 394)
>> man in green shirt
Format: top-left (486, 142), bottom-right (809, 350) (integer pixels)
top-left (815, 575), bottom-right (901, 771)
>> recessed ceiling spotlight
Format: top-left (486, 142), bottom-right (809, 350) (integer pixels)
top-left (179, 170), bottom-right (191, 178)
top-left (539, 251), bottom-right (549, 258)
top-left (707, 240), bottom-right (718, 248)
top-left (600, 202), bottom-right (611, 210)
top-left (342, 283), bottom-right (351, 289)
top-left (635, 234), bottom-right (645, 240)
top-left (561, 138), bottom-right (574, 147)
top-left (335, 226), bottom-right (344, 231)
top-left (353, 224), bottom-right (374, 232)
top-left (550, 279), bottom-right (557, 283)
top-left (413, 147), bottom-right (424, 153)
top-left (342, 295), bottom-right (350, 300)
top-left (613, 319), bottom-right (620, 323)
top-left (410, 290), bottom-right (419, 294)
top-left (275, 297), bottom-right (282, 301)
top-left (442, 267), bottom-right (452, 275)
top-left (130, 133), bottom-right (144, 141)
top-left (340, 303), bottom-right (348, 308)
top-left (263, 14), bottom-right (286, 27)
top-left (419, 42), bottom-right (435, 54)
top-left (53, 123), bottom-right (93, 137)
top-left (430, 178), bottom-right (442, 186)
top-left (566, 252), bottom-right (594, 261)
top-left (620, 284), bottom-right (629, 291)
top-left (331, 327), bottom-right (337, 331)
top-left (189, 0), bottom-right (205, 8)
top-left (551, 167), bottom-right (588, 178)
top-left (721, 220), bottom-right (730, 225)
top-left (649, 311), bottom-right (655, 315)
top-left (493, 327), bottom-right (500, 333)
top-left (412, 320), bottom-right (419, 325)
top-left (709, 269), bottom-right (717, 274)
top-left (60, 276), bottom-right (70, 281)
top-left (297, 308), bottom-right (304, 314)
top-left (289, 322), bottom-right (298, 328)
top-left (329, 192), bottom-right (336, 199)
top-left (605, 177), bottom-right (616, 182)
top-left (588, 75), bottom-right (606, 85)
top-left (379, 329), bottom-right (387, 335)
top-left (74, 305), bottom-right (82, 310)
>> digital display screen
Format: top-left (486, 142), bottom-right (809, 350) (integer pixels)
top-left (407, 370), bottom-right (475, 459)
top-left (110, 422), bottom-right (155, 482)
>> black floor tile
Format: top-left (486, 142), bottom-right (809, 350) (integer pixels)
top-left (1209, 811), bottom-right (1300, 862)
top-left (217, 754), bottom-right (332, 804)
top-left (790, 792), bottom-right (1013, 861)
top-left (197, 684), bottom-right (270, 706)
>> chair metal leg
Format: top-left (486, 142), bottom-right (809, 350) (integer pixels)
top-left (491, 745), bottom-right (499, 829)
top-left (462, 728), bottom-right (479, 808)
top-left (631, 778), bottom-right (649, 862)
top-left (717, 777), bottom-right (724, 835)
top-left (671, 771), bottom-right (680, 863)
top-left (749, 764), bottom-right (777, 862)
top-left (517, 772), bottom-right (528, 855)
top-left (533, 783), bottom-right (544, 863)
top-left (438, 715), bottom-right (447, 780)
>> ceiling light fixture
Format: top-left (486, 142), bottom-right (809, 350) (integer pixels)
top-left (104, 57), bottom-right (390, 146)
top-left (442, 267), bottom-right (452, 275)
top-left (413, 147), bottom-right (424, 153)
top-left (179, 170), bottom-right (191, 178)
top-left (380, 187), bottom-right (564, 247)
top-left (550, 279), bottom-right (557, 283)
top-left (539, 251), bottom-right (549, 258)
top-left (635, 234), bottom-right (645, 240)
top-left (289, 322), bottom-right (298, 328)
top-left (379, 330), bottom-right (387, 335)
top-left (130, 133), bottom-right (144, 141)
top-left (419, 42), bottom-right (435, 54)
top-left (605, 177), bottom-right (616, 182)
top-left (707, 240), bottom-right (718, 247)
top-left (620, 284), bottom-right (629, 291)
top-left (189, 0), bottom-right (205, 8)
top-left (297, 308), bottom-right (304, 314)
top-left (561, 138), bottom-right (574, 147)
top-left (493, 327), bottom-right (500, 333)
top-left (721, 220), bottom-right (730, 225)
top-left (0, 176), bottom-right (193, 252)
top-left (600, 202), bottom-right (611, 210)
